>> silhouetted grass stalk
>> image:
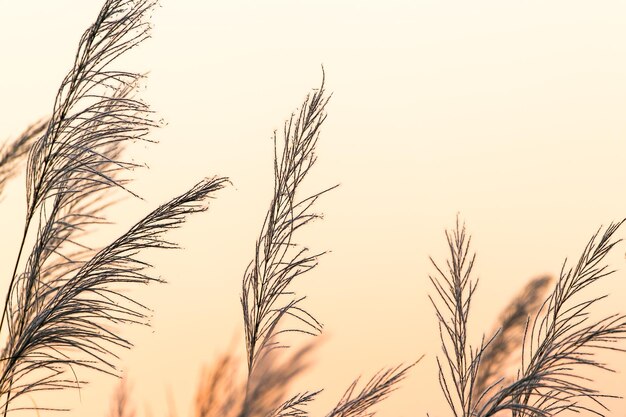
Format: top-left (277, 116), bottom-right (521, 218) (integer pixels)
top-left (0, 0), bottom-right (227, 413)
top-left (431, 219), bottom-right (626, 417)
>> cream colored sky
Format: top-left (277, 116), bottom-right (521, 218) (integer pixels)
top-left (2, 1), bottom-right (626, 416)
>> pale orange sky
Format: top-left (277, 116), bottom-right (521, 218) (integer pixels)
top-left (2, 1), bottom-right (626, 416)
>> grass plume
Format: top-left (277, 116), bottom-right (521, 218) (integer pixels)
top-left (239, 75), bottom-right (414, 417)
top-left (0, 177), bottom-right (227, 412)
top-left (429, 217), bottom-right (486, 417)
top-left (323, 363), bottom-right (416, 417)
top-left (476, 220), bottom-right (626, 417)
top-left (238, 74), bottom-right (334, 417)
top-left (429, 218), bottom-right (626, 417)
top-left (240, 74), bottom-right (335, 378)
top-left (0, 0), bottom-right (228, 412)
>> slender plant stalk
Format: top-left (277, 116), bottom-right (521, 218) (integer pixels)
top-left (429, 217), bottom-right (488, 417)
top-left (239, 73), bottom-right (335, 417)
top-left (1, 0), bottom-right (158, 336)
top-left (238, 73), bottom-right (416, 417)
top-left (2, 0), bottom-right (159, 410)
top-left (0, 0), bottom-right (229, 413)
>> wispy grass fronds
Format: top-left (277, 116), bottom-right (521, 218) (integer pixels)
top-left (109, 378), bottom-right (136, 417)
top-left (472, 276), bottom-right (552, 404)
top-left (1, 0), bottom-right (159, 339)
top-left (0, 0), bottom-right (167, 412)
top-left (3, 82), bottom-right (148, 352)
top-left (240, 74), bottom-right (335, 377)
top-left (429, 218), bottom-right (486, 417)
top-left (475, 220), bottom-right (626, 417)
top-left (0, 177), bottom-right (227, 412)
top-left (324, 363), bottom-right (416, 417)
top-left (194, 341), bottom-right (317, 417)
top-left (0, 119), bottom-right (48, 197)
top-left (269, 391), bottom-right (320, 417)
top-left (24, 0), bottom-right (157, 222)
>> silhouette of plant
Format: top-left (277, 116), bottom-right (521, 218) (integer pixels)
top-left (2, 1), bottom-right (413, 415)
top-left (179, 77), bottom-right (413, 417)
top-left (11, 1), bottom-right (624, 417)
top-left (236, 79), bottom-right (414, 417)
top-left (430, 219), bottom-right (626, 417)
top-left (0, 0), bottom-right (227, 413)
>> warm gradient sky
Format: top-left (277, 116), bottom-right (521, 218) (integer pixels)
top-left (2, 1), bottom-right (626, 416)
